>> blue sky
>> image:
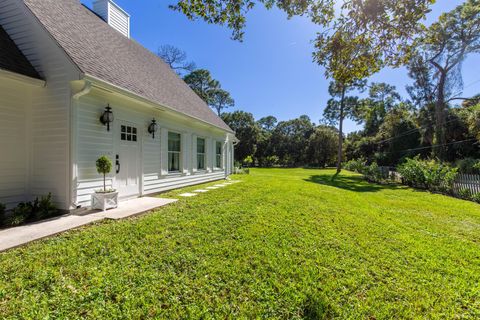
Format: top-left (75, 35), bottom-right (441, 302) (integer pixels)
top-left (83, 0), bottom-right (479, 133)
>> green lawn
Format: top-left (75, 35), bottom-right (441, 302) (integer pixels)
top-left (1, 169), bottom-right (480, 319)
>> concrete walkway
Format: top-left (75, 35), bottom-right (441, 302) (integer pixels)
top-left (0, 197), bottom-right (177, 252)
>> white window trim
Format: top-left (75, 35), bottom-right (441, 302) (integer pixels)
top-left (214, 140), bottom-right (224, 170)
top-left (168, 131), bottom-right (182, 173)
top-left (196, 137), bottom-right (207, 171)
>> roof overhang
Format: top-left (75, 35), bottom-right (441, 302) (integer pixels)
top-left (0, 68), bottom-right (45, 87)
top-left (81, 73), bottom-right (234, 134)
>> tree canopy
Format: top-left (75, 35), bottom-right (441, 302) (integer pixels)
top-left (158, 44), bottom-right (196, 75)
top-left (183, 69), bottom-right (220, 105)
top-left (412, 0), bottom-right (480, 159)
top-left (171, 0), bottom-right (434, 83)
top-left (210, 89), bottom-right (235, 116)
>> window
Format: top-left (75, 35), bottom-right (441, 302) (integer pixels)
top-left (168, 132), bottom-right (181, 172)
top-left (197, 138), bottom-right (206, 170)
top-left (215, 141), bottom-right (222, 168)
top-left (121, 125), bottom-right (137, 142)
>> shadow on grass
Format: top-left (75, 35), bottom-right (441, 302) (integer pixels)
top-left (305, 172), bottom-right (400, 193)
top-left (301, 294), bottom-right (335, 319)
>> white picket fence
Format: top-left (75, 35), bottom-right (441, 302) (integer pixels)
top-left (378, 167), bottom-right (480, 196)
top-left (453, 174), bottom-right (480, 195)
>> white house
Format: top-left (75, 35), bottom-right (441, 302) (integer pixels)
top-left (0, 0), bottom-right (236, 211)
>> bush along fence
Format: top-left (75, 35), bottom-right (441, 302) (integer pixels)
top-left (453, 174), bottom-right (480, 202)
top-left (344, 157), bottom-right (480, 204)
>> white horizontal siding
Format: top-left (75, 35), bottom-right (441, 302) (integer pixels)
top-left (76, 178), bottom-right (114, 205)
top-left (143, 171), bottom-right (225, 195)
top-left (0, 0), bottom-right (81, 209)
top-left (92, 0), bottom-right (130, 38)
top-left (74, 90), bottom-right (229, 208)
top-left (107, 2), bottom-right (129, 37)
top-left (0, 80), bottom-right (30, 208)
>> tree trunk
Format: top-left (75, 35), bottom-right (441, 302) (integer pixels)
top-left (104, 173), bottom-right (106, 192)
top-left (434, 71), bottom-right (447, 160)
top-left (336, 86), bottom-right (346, 173)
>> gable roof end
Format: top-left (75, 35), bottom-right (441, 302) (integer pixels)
top-left (22, 0), bottom-right (232, 132)
top-left (0, 25), bottom-right (41, 79)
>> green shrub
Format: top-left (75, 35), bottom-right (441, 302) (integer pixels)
top-left (364, 162), bottom-right (383, 183)
top-left (455, 158), bottom-right (480, 174)
top-left (9, 203), bottom-right (30, 226)
top-left (397, 157), bottom-right (426, 188)
top-left (344, 158), bottom-right (367, 174)
top-left (234, 167), bottom-right (250, 175)
top-left (96, 155), bottom-right (113, 192)
top-left (0, 203), bottom-right (6, 227)
top-left (35, 193), bottom-right (58, 220)
top-left (264, 155), bottom-right (279, 167)
top-left (472, 193), bottom-right (480, 204)
top-left (474, 162), bottom-right (480, 172)
top-left (398, 157), bottom-right (458, 193)
top-left (243, 156), bottom-right (254, 167)
top-left (457, 188), bottom-right (472, 200)
top-left (4, 194), bottom-right (59, 228)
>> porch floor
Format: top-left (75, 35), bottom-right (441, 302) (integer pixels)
top-left (0, 197), bottom-right (177, 252)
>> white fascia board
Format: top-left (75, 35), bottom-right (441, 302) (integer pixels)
top-left (82, 74), bottom-right (234, 135)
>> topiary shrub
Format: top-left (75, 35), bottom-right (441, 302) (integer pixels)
top-left (96, 155), bottom-right (113, 192)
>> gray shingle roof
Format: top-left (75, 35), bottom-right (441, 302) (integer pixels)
top-left (23, 0), bottom-right (232, 132)
top-left (0, 25), bottom-right (41, 79)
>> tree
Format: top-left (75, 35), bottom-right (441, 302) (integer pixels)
top-left (255, 116), bottom-right (277, 166)
top-left (415, 0), bottom-right (480, 159)
top-left (376, 105), bottom-right (421, 165)
top-left (183, 69), bottom-right (235, 116)
top-left (210, 88), bottom-right (235, 116)
top-left (307, 126), bottom-right (338, 168)
top-left (406, 53), bottom-right (437, 109)
top-left (344, 133), bottom-right (378, 163)
top-left (461, 94), bottom-right (480, 108)
top-left (170, 0), bottom-right (432, 70)
top-left (270, 115), bottom-right (314, 166)
top-left (257, 116), bottom-right (277, 132)
top-left (323, 80), bottom-right (366, 173)
top-left (183, 69), bottom-right (220, 105)
top-left (221, 111), bottom-right (259, 161)
top-left (158, 44), bottom-right (196, 75)
top-left (356, 82), bottom-right (402, 136)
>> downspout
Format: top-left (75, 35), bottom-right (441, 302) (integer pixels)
top-left (224, 133), bottom-right (239, 178)
top-left (232, 137), bottom-right (239, 176)
top-left (69, 80), bottom-right (92, 210)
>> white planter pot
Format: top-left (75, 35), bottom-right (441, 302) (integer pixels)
top-left (91, 192), bottom-right (119, 211)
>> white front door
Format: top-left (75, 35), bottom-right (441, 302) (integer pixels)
top-left (115, 121), bottom-right (141, 199)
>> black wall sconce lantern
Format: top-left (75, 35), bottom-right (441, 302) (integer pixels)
top-left (148, 118), bottom-right (158, 139)
top-left (100, 104), bottom-right (114, 131)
